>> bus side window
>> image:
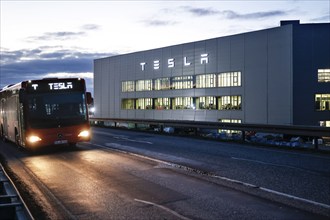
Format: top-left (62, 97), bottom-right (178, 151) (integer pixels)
top-left (86, 92), bottom-right (93, 105)
top-left (19, 89), bottom-right (25, 103)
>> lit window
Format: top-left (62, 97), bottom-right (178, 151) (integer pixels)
top-left (135, 98), bottom-right (152, 110)
top-left (135, 80), bottom-right (144, 91)
top-left (196, 97), bottom-right (216, 110)
top-left (218, 119), bottom-right (242, 134)
top-left (172, 97), bottom-right (193, 109)
top-left (319, 121), bottom-right (330, 127)
top-left (172, 76), bottom-right (194, 90)
top-left (121, 81), bottom-right (135, 92)
top-left (121, 99), bottom-right (135, 109)
top-left (218, 96), bottom-right (242, 110)
top-left (145, 98), bottom-right (152, 109)
top-left (154, 98), bottom-right (170, 110)
top-left (196, 74), bottom-right (216, 88)
top-left (218, 72), bottom-right (241, 87)
top-left (315, 94), bottom-right (330, 111)
top-left (136, 80), bottom-right (152, 91)
top-left (154, 78), bottom-right (170, 90)
top-left (318, 69), bottom-right (330, 83)
top-left (219, 119), bottom-right (242, 123)
top-left (136, 98), bottom-right (144, 109)
top-left (173, 97), bottom-right (182, 109)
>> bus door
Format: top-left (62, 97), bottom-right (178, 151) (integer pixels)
top-left (1, 99), bottom-right (8, 138)
top-left (15, 89), bottom-right (27, 146)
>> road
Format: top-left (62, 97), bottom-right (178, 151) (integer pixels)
top-left (0, 126), bottom-right (329, 219)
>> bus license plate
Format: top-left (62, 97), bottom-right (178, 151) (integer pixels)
top-left (54, 140), bottom-right (68, 145)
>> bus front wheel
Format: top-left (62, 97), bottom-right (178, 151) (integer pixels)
top-left (1, 125), bottom-right (6, 142)
top-left (15, 128), bottom-right (21, 148)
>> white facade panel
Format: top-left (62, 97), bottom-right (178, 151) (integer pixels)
top-left (244, 31), bottom-right (269, 124)
top-left (267, 26), bottom-right (293, 125)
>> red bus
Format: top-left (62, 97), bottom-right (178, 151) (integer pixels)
top-left (0, 78), bottom-right (92, 149)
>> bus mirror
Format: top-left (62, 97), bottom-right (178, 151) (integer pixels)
top-left (19, 89), bottom-right (25, 103)
top-left (86, 92), bottom-right (93, 105)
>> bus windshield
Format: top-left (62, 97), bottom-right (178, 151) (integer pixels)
top-left (27, 91), bottom-right (88, 128)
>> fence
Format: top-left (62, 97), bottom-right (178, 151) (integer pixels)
top-left (90, 118), bottom-right (330, 150)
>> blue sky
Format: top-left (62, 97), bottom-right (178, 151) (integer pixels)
top-left (1, 0), bottom-right (329, 94)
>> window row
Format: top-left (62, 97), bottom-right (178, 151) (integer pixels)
top-left (218, 119), bottom-right (242, 133)
top-left (219, 119), bottom-right (242, 123)
top-left (319, 120), bottom-right (330, 127)
top-left (315, 94), bottom-right (330, 111)
top-left (122, 72), bottom-right (241, 92)
top-left (318, 69), bottom-right (330, 83)
top-left (121, 96), bottom-right (242, 110)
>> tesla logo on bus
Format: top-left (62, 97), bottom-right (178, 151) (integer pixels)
top-left (31, 82), bottom-right (73, 90)
top-left (48, 82), bottom-right (73, 90)
top-left (140, 53), bottom-right (209, 71)
top-left (31, 84), bottom-right (39, 90)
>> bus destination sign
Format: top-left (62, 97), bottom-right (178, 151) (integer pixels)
top-left (25, 79), bottom-right (84, 93)
top-left (31, 82), bottom-right (73, 91)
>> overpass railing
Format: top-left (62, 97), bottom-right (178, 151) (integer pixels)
top-left (89, 118), bottom-right (330, 150)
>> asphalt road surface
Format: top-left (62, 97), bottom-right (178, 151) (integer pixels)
top-left (0, 126), bottom-right (329, 219)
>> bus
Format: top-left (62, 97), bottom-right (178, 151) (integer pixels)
top-left (0, 78), bottom-right (92, 149)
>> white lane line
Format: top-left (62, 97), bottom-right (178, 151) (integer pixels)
top-left (259, 187), bottom-right (330, 209)
top-left (87, 142), bottom-right (330, 210)
top-left (210, 174), bottom-right (330, 209)
top-left (134, 199), bottom-right (191, 220)
top-left (231, 157), bottom-right (279, 166)
top-left (231, 157), bottom-right (323, 176)
top-left (119, 137), bottom-right (153, 145)
top-left (92, 143), bottom-right (173, 166)
top-left (92, 130), bottom-right (127, 138)
top-left (93, 130), bottom-right (153, 144)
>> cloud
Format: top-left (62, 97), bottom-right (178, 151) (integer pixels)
top-left (181, 6), bottom-right (287, 19)
top-left (25, 24), bottom-right (100, 42)
top-left (142, 19), bottom-right (178, 27)
top-left (182, 6), bottom-right (219, 16)
top-left (27, 31), bottom-right (86, 41)
top-left (0, 47), bottom-right (115, 93)
top-left (222, 10), bottom-right (287, 19)
top-left (81, 24), bottom-right (101, 30)
top-left (2, 58), bottom-right (92, 74)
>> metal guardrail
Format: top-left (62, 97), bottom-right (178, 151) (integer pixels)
top-left (0, 164), bottom-right (34, 220)
top-left (90, 118), bottom-right (330, 149)
top-left (90, 118), bottom-right (330, 137)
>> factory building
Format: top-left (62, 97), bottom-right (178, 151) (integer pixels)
top-left (94, 20), bottom-right (330, 126)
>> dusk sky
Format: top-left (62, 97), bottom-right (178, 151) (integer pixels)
top-left (1, 0), bottom-right (329, 94)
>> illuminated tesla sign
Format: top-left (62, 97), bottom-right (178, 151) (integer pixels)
top-left (30, 82), bottom-right (73, 91)
top-left (48, 82), bottom-right (73, 90)
top-left (140, 53), bottom-right (209, 71)
top-left (27, 81), bottom-right (80, 92)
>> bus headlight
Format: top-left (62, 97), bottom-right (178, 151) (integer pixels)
top-left (78, 130), bottom-right (90, 138)
top-left (27, 135), bottom-right (42, 143)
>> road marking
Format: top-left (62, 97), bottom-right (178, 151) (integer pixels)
top-left (92, 130), bottom-right (127, 138)
top-left (231, 157), bottom-right (325, 176)
top-left (87, 142), bottom-right (330, 211)
top-left (93, 143), bottom-right (173, 166)
top-left (259, 187), bottom-right (330, 209)
top-left (118, 137), bottom-right (153, 145)
top-left (210, 174), bottom-right (330, 210)
top-left (93, 130), bottom-right (153, 144)
top-left (134, 199), bottom-right (191, 220)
